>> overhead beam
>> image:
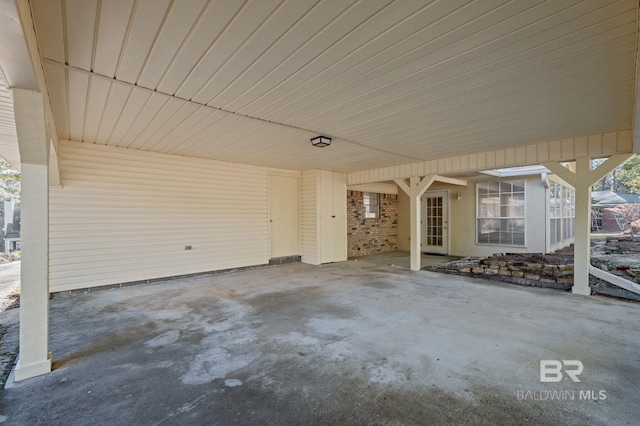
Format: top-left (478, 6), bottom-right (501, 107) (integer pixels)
top-left (349, 131), bottom-right (632, 185)
top-left (8, 0), bottom-right (61, 182)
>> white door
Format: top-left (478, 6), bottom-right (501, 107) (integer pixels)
top-left (421, 191), bottom-right (449, 255)
top-left (331, 172), bottom-right (347, 261)
top-left (269, 175), bottom-right (300, 258)
top-left (319, 170), bottom-right (347, 263)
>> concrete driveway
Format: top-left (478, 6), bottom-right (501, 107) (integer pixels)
top-left (1, 258), bottom-right (639, 425)
top-left (0, 261), bottom-right (19, 310)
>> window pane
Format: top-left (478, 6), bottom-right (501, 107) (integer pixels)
top-left (476, 180), bottom-right (526, 246)
top-left (363, 192), bottom-right (378, 219)
top-left (500, 181), bottom-right (512, 192)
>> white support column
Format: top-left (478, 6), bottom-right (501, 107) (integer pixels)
top-left (409, 177), bottom-right (421, 271)
top-left (572, 157), bottom-right (592, 295)
top-left (395, 175), bottom-right (437, 271)
top-left (544, 153), bottom-right (633, 295)
top-left (12, 88), bottom-right (51, 381)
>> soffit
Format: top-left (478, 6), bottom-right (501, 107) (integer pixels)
top-left (30, 0), bottom-right (638, 173)
top-left (0, 77), bottom-right (21, 170)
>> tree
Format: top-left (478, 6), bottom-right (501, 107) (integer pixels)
top-left (592, 155), bottom-right (640, 194)
top-left (0, 157), bottom-right (20, 202)
top-left (614, 155), bottom-right (640, 194)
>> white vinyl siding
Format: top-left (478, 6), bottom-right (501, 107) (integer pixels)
top-left (301, 170), bottom-right (319, 265)
top-left (49, 141), bottom-right (271, 292)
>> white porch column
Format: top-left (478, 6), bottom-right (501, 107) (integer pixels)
top-left (409, 177), bottom-right (421, 271)
top-left (572, 157), bottom-right (592, 295)
top-left (12, 88), bottom-right (51, 381)
top-left (544, 153), bottom-right (633, 295)
top-left (395, 175), bottom-right (437, 271)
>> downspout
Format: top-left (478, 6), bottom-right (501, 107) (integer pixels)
top-left (541, 173), bottom-right (549, 253)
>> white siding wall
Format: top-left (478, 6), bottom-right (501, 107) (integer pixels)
top-left (50, 141), bottom-right (272, 292)
top-left (301, 170), bottom-right (319, 265)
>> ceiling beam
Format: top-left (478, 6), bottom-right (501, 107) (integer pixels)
top-left (349, 131), bottom-right (633, 185)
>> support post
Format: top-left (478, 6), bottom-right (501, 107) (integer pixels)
top-left (395, 175), bottom-right (441, 271)
top-left (544, 154), bottom-right (633, 295)
top-left (409, 177), bottom-right (421, 271)
top-left (12, 88), bottom-right (51, 381)
top-left (572, 157), bottom-right (592, 295)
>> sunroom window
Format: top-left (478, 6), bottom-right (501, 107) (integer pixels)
top-left (549, 181), bottom-right (575, 246)
top-left (477, 180), bottom-right (525, 246)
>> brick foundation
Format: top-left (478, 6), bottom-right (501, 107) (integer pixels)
top-left (347, 191), bottom-right (397, 257)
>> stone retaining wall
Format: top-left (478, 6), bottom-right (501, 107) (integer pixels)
top-left (590, 236), bottom-right (640, 301)
top-left (430, 237), bottom-right (640, 301)
top-left (601, 236), bottom-right (640, 253)
top-left (428, 256), bottom-right (574, 291)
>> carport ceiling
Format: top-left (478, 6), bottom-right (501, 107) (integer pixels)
top-left (31, 0), bottom-right (638, 173)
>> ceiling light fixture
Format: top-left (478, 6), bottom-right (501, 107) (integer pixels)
top-left (310, 135), bottom-right (331, 148)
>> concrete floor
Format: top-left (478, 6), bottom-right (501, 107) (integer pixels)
top-left (350, 251), bottom-right (458, 269)
top-left (1, 255), bottom-right (639, 425)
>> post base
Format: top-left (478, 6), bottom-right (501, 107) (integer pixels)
top-left (571, 286), bottom-right (591, 296)
top-left (14, 353), bottom-right (52, 382)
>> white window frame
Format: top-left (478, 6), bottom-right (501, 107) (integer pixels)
top-left (549, 180), bottom-right (575, 247)
top-left (476, 179), bottom-right (526, 247)
top-left (363, 192), bottom-right (379, 219)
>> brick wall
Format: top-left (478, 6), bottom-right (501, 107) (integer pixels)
top-left (347, 191), bottom-right (397, 257)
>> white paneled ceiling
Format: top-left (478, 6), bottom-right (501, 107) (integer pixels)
top-left (0, 76), bottom-right (20, 170)
top-left (30, 0), bottom-right (638, 173)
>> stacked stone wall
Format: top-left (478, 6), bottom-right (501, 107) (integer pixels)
top-left (430, 256), bottom-right (574, 290)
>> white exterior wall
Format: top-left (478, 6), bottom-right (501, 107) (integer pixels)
top-left (49, 141), bottom-right (277, 292)
top-left (301, 170), bottom-right (319, 265)
top-left (398, 176), bottom-right (548, 257)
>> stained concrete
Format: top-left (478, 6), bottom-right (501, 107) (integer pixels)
top-left (350, 250), bottom-right (458, 269)
top-left (1, 257), bottom-right (639, 425)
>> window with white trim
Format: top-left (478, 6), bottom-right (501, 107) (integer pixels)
top-left (363, 192), bottom-right (379, 219)
top-left (477, 180), bottom-right (525, 246)
top-left (549, 181), bottom-right (575, 246)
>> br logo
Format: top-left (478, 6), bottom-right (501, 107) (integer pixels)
top-left (540, 360), bottom-right (584, 382)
